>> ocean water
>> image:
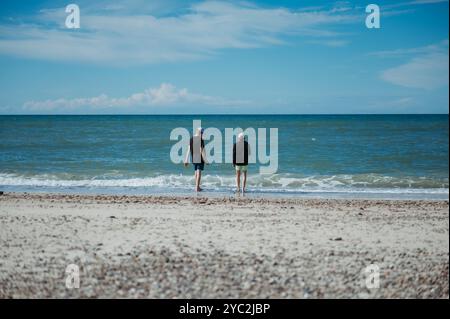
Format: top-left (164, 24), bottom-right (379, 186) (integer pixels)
top-left (0, 115), bottom-right (448, 199)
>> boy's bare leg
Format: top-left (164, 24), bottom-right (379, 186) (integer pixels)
top-left (193, 170), bottom-right (196, 191)
top-left (236, 170), bottom-right (241, 192)
top-left (194, 170), bottom-right (200, 191)
top-left (243, 171), bottom-right (247, 193)
top-left (195, 170), bottom-right (203, 192)
top-left (197, 170), bottom-right (202, 191)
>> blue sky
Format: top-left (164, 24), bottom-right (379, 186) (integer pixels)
top-left (0, 0), bottom-right (448, 114)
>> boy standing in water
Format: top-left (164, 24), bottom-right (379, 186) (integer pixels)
top-left (184, 127), bottom-right (208, 192)
top-left (233, 133), bottom-right (250, 193)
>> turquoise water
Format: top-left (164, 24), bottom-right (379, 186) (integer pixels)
top-left (0, 115), bottom-right (448, 199)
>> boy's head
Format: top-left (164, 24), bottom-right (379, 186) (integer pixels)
top-left (196, 127), bottom-right (204, 136)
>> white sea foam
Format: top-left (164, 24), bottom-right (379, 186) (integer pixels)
top-left (0, 173), bottom-right (448, 195)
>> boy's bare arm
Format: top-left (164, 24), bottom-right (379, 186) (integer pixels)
top-left (184, 146), bottom-right (191, 166)
top-left (201, 148), bottom-right (209, 164)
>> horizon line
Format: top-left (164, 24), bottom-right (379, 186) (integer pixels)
top-left (0, 113), bottom-right (448, 116)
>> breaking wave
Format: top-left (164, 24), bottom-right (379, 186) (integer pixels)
top-left (0, 173), bottom-right (448, 195)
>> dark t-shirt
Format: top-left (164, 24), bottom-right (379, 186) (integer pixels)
top-left (190, 136), bottom-right (205, 164)
top-left (233, 141), bottom-right (249, 166)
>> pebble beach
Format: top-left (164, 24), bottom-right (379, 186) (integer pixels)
top-left (0, 192), bottom-right (448, 298)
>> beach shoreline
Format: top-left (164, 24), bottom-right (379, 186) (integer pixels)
top-left (1, 192), bottom-right (448, 298)
top-left (1, 190), bottom-right (450, 203)
top-left (1, 187), bottom-right (448, 201)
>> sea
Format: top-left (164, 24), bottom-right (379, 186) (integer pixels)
top-left (0, 114), bottom-right (448, 199)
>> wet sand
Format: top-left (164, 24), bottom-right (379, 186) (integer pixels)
top-left (0, 192), bottom-right (448, 298)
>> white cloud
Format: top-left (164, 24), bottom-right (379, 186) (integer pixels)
top-left (379, 40), bottom-right (449, 89)
top-left (384, 0), bottom-right (448, 9)
top-left (22, 83), bottom-right (249, 111)
top-left (370, 39), bottom-right (449, 57)
top-left (384, 97), bottom-right (415, 107)
top-left (0, 1), bottom-right (358, 65)
top-left (308, 39), bottom-right (349, 47)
